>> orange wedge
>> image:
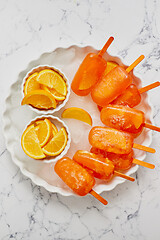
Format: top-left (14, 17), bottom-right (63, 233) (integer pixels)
top-left (34, 119), bottom-right (52, 147)
top-left (36, 69), bottom-right (67, 96)
top-left (46, 122), bottom-right (59, 142)
top-left (42, 85), bottom-right (66, 101)
top-left (24, 72), bottom-right (41, 95)
top-left (51, 123), bottom-right (58, 135)
top-left (21, 90), bottom-right (57, 109)
top-left (62, 107), bottom-right (92, 126)
top-left (21, 124), bottom-right (46, 159)
top-left (42, 127), bottom-right (68, 156)
top-left (104, 61), bottom-right (118, 75)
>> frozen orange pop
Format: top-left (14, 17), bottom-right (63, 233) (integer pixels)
top-left (100, 105), bottom-right (160, 135)
top-left (71, 37), bottom-right (114, 96)
top-left (73, 150), bottom-right (135, 181)
top-left (91, 55), bottom-right (144, 107)
top-left (102, 61), bottom-right (160, 108)
top-left (89, 126), bottom-right (155, 154)
top-left (90, 148), bottom-right (155, 171)
top-left (90, 147), bottom-right (133, 170)
top-left (55, 157), bottom-right (108, 205)
top-left (111, 82), bottom-right (160, 107)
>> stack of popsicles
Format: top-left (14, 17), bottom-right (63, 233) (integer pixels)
top-left (54, 37), bottom-right (159, 205)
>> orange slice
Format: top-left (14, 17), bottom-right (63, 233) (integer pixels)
top-left (42, 85), bottom-right (66, 101)
top-left (36, 69), bottom-right (67, 96)
top-left (24, 72), bottom-right (41, 95)
top-left (51, 123), bottom-right (58, 135)
top-left (21, 124), bottom-right (46, 159)
top-left (104, 61), bottom-right (118, 75)
top-left (46, 122), bottom-right (59, 142)
top-left (34, 119), bottom-right (52, 147)
top-left (62, 107), bottom-right (92, 126)
top-left (42, 127), bottom-right (68, 156)
top-left (21, 90), bottom-right (57, 109)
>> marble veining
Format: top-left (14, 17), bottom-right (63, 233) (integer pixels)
top-left (1, 0), bottom-right (160, 239)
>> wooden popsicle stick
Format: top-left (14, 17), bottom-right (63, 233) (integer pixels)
top-left (126, 55), bottom-right (145, 73)
top-left (90, 189), bottom-right (108, 205)
top-left (133, 158), bottom-right (155, 169)
top-left (114, 171), bottom-right (135, 182)
top-left (133, 143), bottom-right (155, 153)
top-left (144, 122), bottom-right (160, 132)
top-left (138, 81), bottom-right (160, 94)
top-left (98, 36), bottom-right (114, 57)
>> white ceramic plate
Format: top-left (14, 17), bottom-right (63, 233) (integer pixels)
top-left (3, 45), bottom-right (153, 196)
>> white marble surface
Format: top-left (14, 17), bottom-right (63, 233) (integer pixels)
top-left (1, 0), bottom-right (160, 239)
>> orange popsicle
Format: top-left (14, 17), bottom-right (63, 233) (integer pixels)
top-left (111, 84), bottom-right (141, 107)
top-left (91, 55), bottom-right (144, 107)
top-left (90, 147), bottom-right (133, 170)
top-left (55, 157), bottom-right (95, 196)
top-left (73, 150), bottom-right (114, 181)
top-left (101, 105), bottom-right (160, 135)
top-left (101, 105), bottom-right (144, 134)
top-left (71, 37), bottom-right (114, 96)
top-left (111, 82), bottom-right (160, 107)
top-left (73, 150), bottom-right (135, 181)
top-left (89, 126), bottom-right (155, 154)
top-left (90, 147), bottom-right (155, 170)
top-left (89, 126), bottom-right (133, 154)
top-left (55, 157), bottom-right (108, 205)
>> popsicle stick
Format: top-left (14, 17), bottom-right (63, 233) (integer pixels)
top-left (98, 36), bottom-right (114, 57)
top-left (133, 143), bottom-right (155, 153)
top-left (139, 81), bottom-right (160, 94)
top-left (133, 158), bottom-right (155, 169)
top-left (114, 171), bottom-right (135, 182)
top-left (144, 123), bottom-right (160, 132)
top-left (126, 55), bottom-right (145, 73)
top-left (90, 189), bottom-right (108, 205)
